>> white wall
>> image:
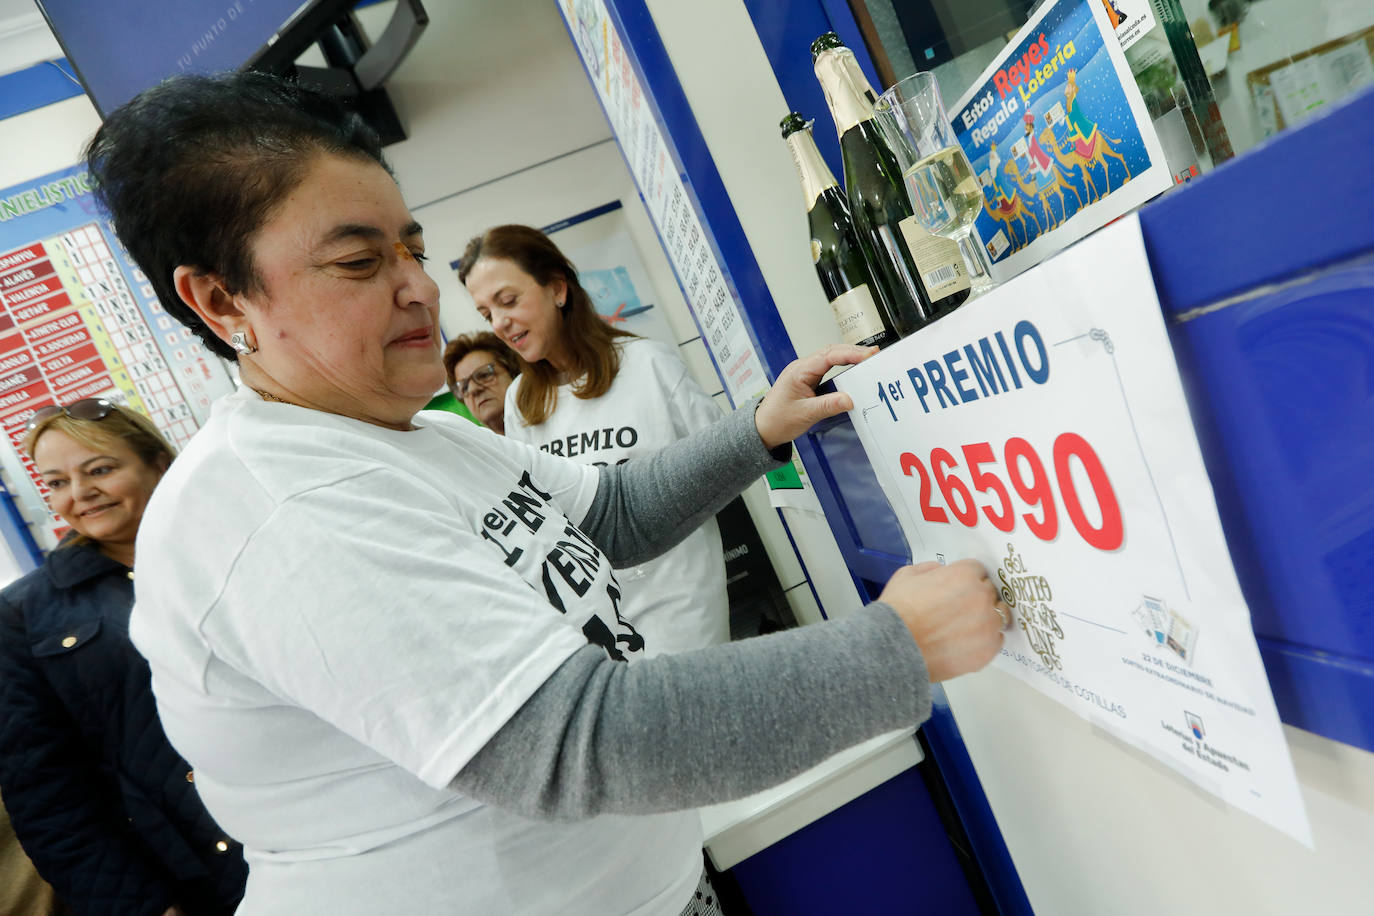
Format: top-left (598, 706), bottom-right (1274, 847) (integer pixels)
top-left (0, 2), bottom-right (60, 78)
top-left (944, 668), bottom-right (1374, 914)
top-left (0, 93), bottom-right (99, 186)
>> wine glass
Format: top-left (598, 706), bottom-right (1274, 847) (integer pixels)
top-left (875, 72), bottom-right (996, 299)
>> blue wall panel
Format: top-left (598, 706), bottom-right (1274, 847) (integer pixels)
top-left (1140, 87), bottom-right (1374, 317)
top-left (1162, 240), bottom-right (1374, 753)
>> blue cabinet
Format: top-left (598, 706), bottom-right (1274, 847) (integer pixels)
top-left (1143, 88), bottom-right (1374, 754)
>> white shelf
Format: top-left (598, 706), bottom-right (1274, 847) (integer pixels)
top-left (698, 727), bottom-right (923, 870)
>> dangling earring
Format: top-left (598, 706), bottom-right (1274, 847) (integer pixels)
top-left (229, 330), bottom-right (258, 356)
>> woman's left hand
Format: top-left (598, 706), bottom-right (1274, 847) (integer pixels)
top-left (754, 344), bottom-right (877, 450)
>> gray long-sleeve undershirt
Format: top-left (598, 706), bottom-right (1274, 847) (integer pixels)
top-left (452, 402), bottom-right (932, 819)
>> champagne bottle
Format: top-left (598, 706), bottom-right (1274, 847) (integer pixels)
top-left (781, 112), bottom-right (897, 349)
top-left (810, 32), bottom-right (968, 332)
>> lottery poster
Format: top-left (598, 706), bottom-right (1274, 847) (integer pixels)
top-left (835, 215), bottom-right (1310, 846)
top-left (0, 165), bottom-right (235, 549)
top-left (951, 0), bottom-right (1170, 281)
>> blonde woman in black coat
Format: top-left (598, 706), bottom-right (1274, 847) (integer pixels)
top-left (0, 400), bottom-right (246, 916)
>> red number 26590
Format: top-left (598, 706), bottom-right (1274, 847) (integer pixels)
top-left (898, 434), bottom-right (1123, 551)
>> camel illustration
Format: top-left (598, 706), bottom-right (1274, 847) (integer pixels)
top-left (981, 177), bottom-right (1041, 249)
top-left (1011, 113), bottom-right (1083, 228)
top-left (1039, 123), bottom-right (1100, 203)
top-left (1003, 158), bottom-right (1081, 230)
top-left (1056, 69), bottom-right (1133, 193)
top-left (981, 143), bottom-right (1041, 248)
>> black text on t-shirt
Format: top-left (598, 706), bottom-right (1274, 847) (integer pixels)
top-left (540, 425), bottom-right (638, 462)
top-left (479, 470), bottom-right (644, 661)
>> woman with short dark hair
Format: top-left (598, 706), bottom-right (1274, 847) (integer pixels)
top-left (0, 401), bottom-right (246, 916)
top-left (88, 72), bottom-right (1007, 915)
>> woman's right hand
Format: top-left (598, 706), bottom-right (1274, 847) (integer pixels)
top-left (879, 559), bottom-right (1007, 682)
top-left (753, 344), bottom-right (877, 449)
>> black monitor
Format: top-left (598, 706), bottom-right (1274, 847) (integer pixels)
top-left (35, 0), bottom-right (427, 144)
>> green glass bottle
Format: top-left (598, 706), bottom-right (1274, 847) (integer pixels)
top-left (811, 32), bottom-right (969, 332)
top-left (781, 112), bottom-right (898, 348)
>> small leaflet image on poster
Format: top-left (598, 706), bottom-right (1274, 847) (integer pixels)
top-left (1102, 0), bottom-right (1157, 52)
top-left (952, 0), bottom-right (1170, 282)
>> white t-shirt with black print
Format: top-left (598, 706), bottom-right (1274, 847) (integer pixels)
top-left (130, 387), bottom-right (702, 915)
top-left (505, 337), bottom-right (729, 656)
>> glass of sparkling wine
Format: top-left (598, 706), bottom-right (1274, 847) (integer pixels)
top-left (875, 72), bottom-right (995, 299)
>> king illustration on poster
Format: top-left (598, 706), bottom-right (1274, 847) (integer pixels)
top-left (835, 214), bottom-right (1311, 846)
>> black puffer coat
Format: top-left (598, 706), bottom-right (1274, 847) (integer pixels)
top-left (0, 542), bottom-right (246, 916)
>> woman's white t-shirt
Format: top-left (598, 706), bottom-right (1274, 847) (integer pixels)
top-left (505, 338), bottom-right (729, 655)
top-left (130, 388), bottom-right (701, 914)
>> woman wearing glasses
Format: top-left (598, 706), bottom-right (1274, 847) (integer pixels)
top-left (442, 331), bottom-right (520, 435)
top-left (0, 400), bottom-right (246, 916)
top-left (460, 225), bottom-right (732, 655)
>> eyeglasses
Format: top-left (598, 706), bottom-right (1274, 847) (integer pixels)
top-left (26, 398), bottom-right (118, 433)
top-left (453, 362), bottom-right (503, 399)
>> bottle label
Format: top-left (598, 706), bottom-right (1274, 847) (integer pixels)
top-left (898, 216), bottom-right (971, 300)
top-left (810, 239), bottom-right (823, 263)
top-left (829, 284), bottom-right (886, 345)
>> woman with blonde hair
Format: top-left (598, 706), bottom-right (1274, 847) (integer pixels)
top-left (0, 399), bottom-right (246, 916)
top-left (461, 225), bottom-right (731, 654)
